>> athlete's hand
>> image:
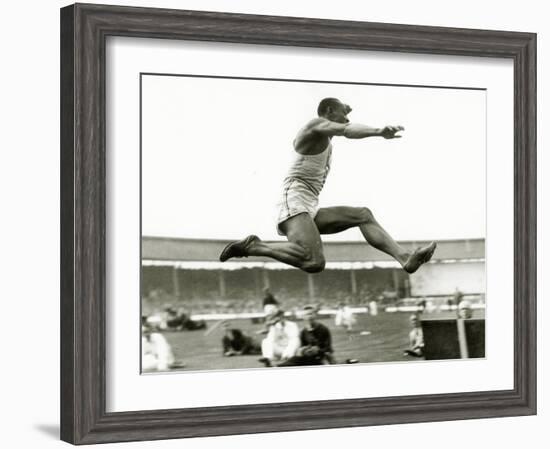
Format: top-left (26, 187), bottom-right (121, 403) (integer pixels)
top-left (380, 125), bottom-right (404, 139)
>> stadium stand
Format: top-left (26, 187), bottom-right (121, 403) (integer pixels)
top-left (141, 237), bottom-right (485, 317)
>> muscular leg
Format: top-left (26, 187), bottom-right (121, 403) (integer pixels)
top-left (314, 206), bottom-right (436, 273)
top-left (220, 213), bottom-right (326, 273)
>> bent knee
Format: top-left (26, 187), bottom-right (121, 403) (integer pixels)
top-left (358, 207), bottom-right (374, 223)
top-left (302, 258), bottom-right (326, 273)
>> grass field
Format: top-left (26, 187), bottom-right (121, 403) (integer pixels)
top-left (161, 311), bottom-right (447, 372)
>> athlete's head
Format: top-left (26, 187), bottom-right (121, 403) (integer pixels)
top-left (317, 98), bottom-right (352, 123)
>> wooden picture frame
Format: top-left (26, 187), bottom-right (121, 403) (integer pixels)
top-left (60, 3), bottom-right (536, 444)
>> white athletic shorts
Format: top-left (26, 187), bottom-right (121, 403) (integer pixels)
top-left (276, 178), bottom-right (320, 235)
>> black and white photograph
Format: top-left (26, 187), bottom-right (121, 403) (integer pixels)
top-left (140, 74), bottom-right (486, 373)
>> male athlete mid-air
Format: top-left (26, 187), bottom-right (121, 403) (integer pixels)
top-left (220, 97), bottom-right (436, 274)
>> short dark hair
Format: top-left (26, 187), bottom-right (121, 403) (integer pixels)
top-left (317, 97), bottom-right (341, 117)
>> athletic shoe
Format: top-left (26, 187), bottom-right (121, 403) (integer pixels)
top-left (403, 242), bottom-right (437, 273)
top-left (219, 235), bottom-right (259, 262)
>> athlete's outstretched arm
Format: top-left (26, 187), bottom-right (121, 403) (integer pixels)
top-left (344, 124), bottom-right (404, 139)
top-left (310, 118), bottom-right (404, 139)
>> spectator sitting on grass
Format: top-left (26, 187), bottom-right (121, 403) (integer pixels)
top-left (403, 314), bottom-right (424, 358)
top-left (221, 321), bottom-right (261, 356)
top-left (279, 305), bottom-right (336, 366)
top-left (142, 316), bottom-right (184, 371)
top-left (259, 310), bottom-right (300, 367)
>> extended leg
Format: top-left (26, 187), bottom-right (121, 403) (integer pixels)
top-left (314, 206), bottom-right (436, 273)
top-left (219, 213), bottom-right (326, 273)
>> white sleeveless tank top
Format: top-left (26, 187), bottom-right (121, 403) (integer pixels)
top-left (284, 141), bottom-right (333, 195)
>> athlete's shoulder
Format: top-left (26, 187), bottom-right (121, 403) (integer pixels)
top-left (305, 117), bottom-right (347, 136)
top-left (294, 118), bottom-right (325, 145)
top-left (305, 117), bottom-right (330, 131)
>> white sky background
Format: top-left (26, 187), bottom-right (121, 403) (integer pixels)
top-left (142, 75), bottom-right (486, 241)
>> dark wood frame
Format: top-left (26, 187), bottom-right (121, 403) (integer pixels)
top-left (60, 3), bottom-right (536, 445)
